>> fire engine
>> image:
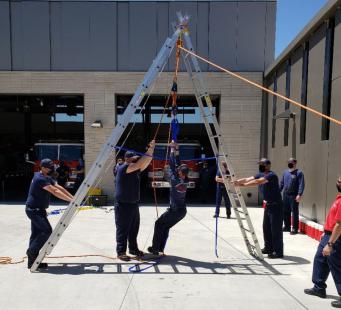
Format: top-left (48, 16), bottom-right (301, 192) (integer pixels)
top-left (148, 142), bottom-right (202, 189)
top-left (33, 142), bottom-right (84, 188)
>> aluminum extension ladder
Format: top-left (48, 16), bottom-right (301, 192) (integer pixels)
top-left (30, 25), bottom-right (183, 272)
top-left (31, 14), bottom-right (262, 272)
top-left (178, 13), bottom-right (264, 260)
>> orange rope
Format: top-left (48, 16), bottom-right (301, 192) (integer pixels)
top-left (0, 256), bottom-right (26, 264)
top-left (152, 158), bottom-right (159, 219)
top-left (0, 254), bottom-right (119, 265)
top-left (179, 46), bottom-right (341, 126)
top-left (151, 37), bottom-right (183, 219)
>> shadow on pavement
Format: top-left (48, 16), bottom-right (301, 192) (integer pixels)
top-left (37, 254), bottom-right (285, 276)
top-left (261, 255), bottom-right (310, 266)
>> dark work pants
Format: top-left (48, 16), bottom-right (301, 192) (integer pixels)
top-left (312, 234), bottom-right (341, 295)
top-left (152, 207), bottom-right (187, 252)
top-left (25, 208), bottom-right (52, 255)
top-left (114, 202), bottom-right (140, 255)
top-left (215, 186), bottom-right (231, 216)
top-left (263, 202), bottom-right (284, 255)
top-left (283, 194), bottom-right (299, 231)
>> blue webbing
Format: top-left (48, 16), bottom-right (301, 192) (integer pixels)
top-left (113, 145), bottom-right (221, 162)
top-left (215, 216), bottom-right (219, 258)
top-left (128, 256), bottom-right (164, 273)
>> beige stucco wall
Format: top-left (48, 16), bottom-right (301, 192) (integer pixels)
top-left (265, 15), bottom-right (341, 224)
top-left (0, 71), bottom-right (263, 204)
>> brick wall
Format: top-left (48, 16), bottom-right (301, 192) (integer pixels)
top-left (0, 71), bottom-right (263, 204)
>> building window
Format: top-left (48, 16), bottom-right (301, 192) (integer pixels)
top-left (271, 72), bottom-right (277, 148)
top-left (321, 18), bottom-right (335, 141)
top-left (284, 59), bottom-right (291, 146)
top-left (300, 42), bottom-right (309, 144)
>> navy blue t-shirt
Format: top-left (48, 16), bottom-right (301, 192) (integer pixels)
top-left (216, 167), bottom-right (229, 188)
top-left (26, 172), bottom-right (56, 209)
top-left (115, 163), bottom-right (141, 203)
top-left (254, 171), bottom-right (282, 203)
top-left (169, 151), bottom-right (188, 209)
top-left (280, 169), bottom-right (305, 196)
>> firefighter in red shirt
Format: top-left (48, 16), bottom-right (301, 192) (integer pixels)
top-left (304, 176), bottom-right (341, 308)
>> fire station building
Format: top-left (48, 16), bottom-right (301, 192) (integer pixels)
top-left (0, 0), bottom-right (275, 203)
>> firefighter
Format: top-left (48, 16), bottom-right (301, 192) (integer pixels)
top-left (25, 159), bottom-right (74, 269)
top-left (199, 161), bottom-right (212, 203)
top-left (233, 158), bottom-right (284, 258)
top-left (114, 140), bottom-right (155, 261)
top-left (280, 158), bottom-right (305, 234)
top-left (113, 157), bottom-right (123, 176)
top-left (56, 161), bottom-right (70, 188)
top-left (148, 140), bottom-right (189, 255)
top-left (74, 157), bottom-right (85, 191)
top-left (304, 176), bottom-right (341, 308)
top-left (214, 162), bottom-right (231, 218)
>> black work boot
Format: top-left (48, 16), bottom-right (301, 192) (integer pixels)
top-left (147, 246), bottom-right (159, 256)
top-left (261, 248), bottom-right (272, 254)
top-left (129, 249), bottom-right (144, 257)
top-left (268, 252), bottom-right (284, 259)
top-left (332, 298), bottom-right (341, 308)
top-left (117, 253), bottom-right (131, 262)
top-left (26, 249), bottom-right (38, 269)
top-left (304, 288), bottom-right (326, 299)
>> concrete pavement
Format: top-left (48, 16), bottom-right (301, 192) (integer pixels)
top-left (0, 204), bottom-right (338, 310)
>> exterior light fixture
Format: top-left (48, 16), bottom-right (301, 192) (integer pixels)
top-left (91, 120), bottom-right (103, 128)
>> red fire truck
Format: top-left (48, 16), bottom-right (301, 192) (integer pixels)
top-left (33, 142), bottom-right (84, 188)
top-left (148, 142), bottom-right (202, 189)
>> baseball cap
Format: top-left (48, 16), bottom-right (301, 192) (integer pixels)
top-left (41, 158), bottom-right (54, 169)
top-left (258, 158), bottom-right (271, 165)
top-left (288, 157), bottom-right (297, 164)
top-left (124, 151), bottom-right (135, 158)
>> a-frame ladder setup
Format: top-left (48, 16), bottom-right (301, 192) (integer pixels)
top-left (31, 13), bottom-right (263, 272)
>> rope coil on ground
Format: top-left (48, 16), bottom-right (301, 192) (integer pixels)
top-left (0, 256), bottom-right (26, 265)
top-left (0, 254), bottom-right (118, 265)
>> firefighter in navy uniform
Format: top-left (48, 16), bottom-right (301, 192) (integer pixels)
top-left (214, 162), bottom-right (232, 218)
top-left (148, 140), bottom-right (189, 255)
top-left (25, 159), bottom-right (73, 269)
top-left (114, 140), bottom-right (155, 262)
top-left (280, 158), bottom-right (305, 234)
top-left (233, 158), bottom-right (284, 259)
top-left (304, 176), bottom-right (341, 308)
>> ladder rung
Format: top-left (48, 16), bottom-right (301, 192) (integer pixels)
top-left (209, 134), bottom-right (221, 139)
top-left (197, 93), bottom-right (208, 99)
top-left (191, 72), bottom-right (201, 80)
top-left (242, 227), bottom-right (254, 234)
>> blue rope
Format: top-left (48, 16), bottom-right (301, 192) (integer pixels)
top-left (214, 155), bottom-right (219, 257)
top-left (113, 145), bottom-right (222, 162)
top-left (215, 216), bottom-right (219, 258)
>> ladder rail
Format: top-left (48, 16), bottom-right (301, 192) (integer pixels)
top-left (182, 55), bottom-right (256, 257)
top-left (178, 12), bottom-right (263, 260)
top-left (31, 28), bottom-right (182, 272)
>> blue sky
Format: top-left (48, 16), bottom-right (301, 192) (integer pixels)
top-left (276, 0), bottom-right (328, 57)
